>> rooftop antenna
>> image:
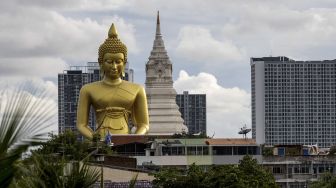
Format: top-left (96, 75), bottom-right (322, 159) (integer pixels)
top-left (269, 40), bottom-right (273, 57)
top-left (211, 132), bottom-right (215, 138)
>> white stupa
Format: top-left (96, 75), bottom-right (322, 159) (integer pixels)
top-left (145, 12), bottom-right (188, 134)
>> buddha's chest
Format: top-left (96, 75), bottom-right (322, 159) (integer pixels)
top-left (90, 87), bottom-right (137, 110)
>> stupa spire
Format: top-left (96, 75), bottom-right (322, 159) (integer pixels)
top-left (149, 11), bottom-right (168, 60)
top-left (145, 12), bottom-right (188, 135)
top-left (156, 11), bottom-right (161, 36)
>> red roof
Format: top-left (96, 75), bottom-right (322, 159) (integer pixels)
top-left (111, 135), bottom-right (149, 146)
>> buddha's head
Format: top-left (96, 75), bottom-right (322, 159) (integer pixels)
top-left (98, 24), bottom-right (127, 79)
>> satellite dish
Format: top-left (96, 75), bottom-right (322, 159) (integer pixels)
top-left (238, 124), bottom-right (251, 139)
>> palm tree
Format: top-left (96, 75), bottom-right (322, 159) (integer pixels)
top-left (0, 83), bottom-right (101, 188)
top-left (0, 83), bottom-right (57, 187)
top-left (129, 173), bottom-right (139, 188)
top-left (14, 153), bottom-right (100, 188)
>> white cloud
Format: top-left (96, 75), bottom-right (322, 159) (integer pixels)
top-left (0, 57), bottom-right (68, 78)
top-left (5, 0), bottom-right (130, 11)
top-left (73, 0), bottom-right (130, 11)
top-left (174, 70), bottom-right (251, 138)
top-left (175, 26), bottom-right (245, 63)
top-left (0, 77), bottom-right (58, 103)
top-left (0, 78), bottom-right (58, 134)
top-left (218, 6), bottom-right (336, 60)
top-left (0, 3), bottom-right (138, 65)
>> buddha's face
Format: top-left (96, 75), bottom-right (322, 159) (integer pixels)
top-left (102, 53), bottom-right (125, 79)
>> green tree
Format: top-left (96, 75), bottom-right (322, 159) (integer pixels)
top-left (152, 155), bottom-right (278, 188)
top-left (183, 164), bottom-right (207, 187)
top-left (36, 130), bottom-right (114, 161)
top-left (35, 130), bottom-right (91, 160)
top-left (204, 165), bottom-right (245, 188)
top-left (152, 167), bottom-right (184, 188)
top-left (310, 172), bottom-right (336, 188)
top-left (238, 155), bottom-right (278, 188)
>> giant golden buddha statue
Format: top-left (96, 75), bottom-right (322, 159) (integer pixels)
top-left (77, 24), bottom-right (149, 140)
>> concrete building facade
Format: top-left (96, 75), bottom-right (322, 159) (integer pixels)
top-left (251, 56), bottom-right (336, 148)
top-left (109, 137), bottom-right (261, 168)
top-left (176, 91), bottom-right (207, 135)
top-left (263, 155), bottom-right (336, 188)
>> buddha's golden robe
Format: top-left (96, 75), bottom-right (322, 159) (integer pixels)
top-left (76, 80), bottom-right (149, 139)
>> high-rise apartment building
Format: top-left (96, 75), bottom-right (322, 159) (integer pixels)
top-left (58, 62), bottom-right (133, 136)
top-left (176, 91), bottom-right (206, 135)
top-left (251, 56), bottom-right (336, 147)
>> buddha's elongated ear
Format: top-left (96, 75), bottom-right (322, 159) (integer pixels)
top-left (121, 68), bottom-right (125, 78)
top-left (121, 59), bottom-right (127, 79)
top-left (99, 64), bottom-right (105, 78)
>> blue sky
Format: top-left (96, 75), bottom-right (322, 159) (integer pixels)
top-left (1, 0), bottom-right (336, 137)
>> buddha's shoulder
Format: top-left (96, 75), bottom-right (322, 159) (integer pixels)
top-left (80, 81), bottom-right (103, 91)
top-left (120, 81), bottom-right (144, 93)
top-left (80, 81), bottom-right (144, 94)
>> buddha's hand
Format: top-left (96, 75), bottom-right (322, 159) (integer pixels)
top-left (135, 125), bottom-right (148, 134)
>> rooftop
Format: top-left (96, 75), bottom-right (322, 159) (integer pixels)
top-left (109, 136), bottom-right (259, 146)
top-left (111, 135), bottom-right (149, 146)
top-left (205, 138), bottom-right (257, 146)
top-left (251, 56), bottom-right (293, 62)
top-left (251, 56), bottom-right (336, 63)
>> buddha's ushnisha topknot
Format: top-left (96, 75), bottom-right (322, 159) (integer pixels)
top-left (98, 23), bottom-right (127, 64)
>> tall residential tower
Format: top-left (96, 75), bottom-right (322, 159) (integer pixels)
top-left (251, 56), bottom-right (336, 147)
top-left (176, 91), bottom-right (207, 135)
top-left (58, 62), bottom-right (100, 135)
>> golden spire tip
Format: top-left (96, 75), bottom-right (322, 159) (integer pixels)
top-left (108, 23), bottom-right (118, 38)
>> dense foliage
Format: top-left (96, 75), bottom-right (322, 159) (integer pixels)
top-left (310, 172), bottom-right (336, 188)
top-left (153, 155), bottom-right (278, 188)
top-left (35, 131), bottom-right (89, 160)
top-left (261, 145), bottom-right (274, 156)
top-left (35, 130), bottom-right (114, 159)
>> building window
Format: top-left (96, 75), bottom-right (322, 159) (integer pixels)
top-left (161, 146), bottom-right (185, 156)
top-left (213, 146), bottom-right (232, 155)
top-left (273, 167), bottom-right (284, 174)
top-left (203, 146), bottom-right (209, 155)
top-left (187, 146), bottom-right (197, 155)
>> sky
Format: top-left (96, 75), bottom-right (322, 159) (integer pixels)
top-left (1, 0), bottom-right (336, 138)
